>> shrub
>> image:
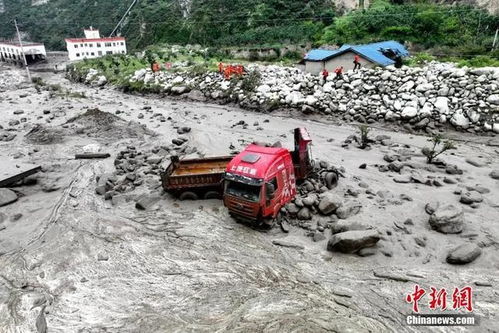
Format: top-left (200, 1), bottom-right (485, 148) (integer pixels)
top-left (422, 134), bottom-right (456, 164)
top-left (358, 125), bottom-right (371, 149)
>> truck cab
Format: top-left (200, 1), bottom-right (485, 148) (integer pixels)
top-left (223, 128), bottom-right (312, 224)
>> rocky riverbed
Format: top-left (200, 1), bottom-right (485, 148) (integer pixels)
top-left (1, 64), bottom-right (499, 332)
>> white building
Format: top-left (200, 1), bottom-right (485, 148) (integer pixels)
top-left (65, 27), bottom-right (127, 61)
top-left (0, 41), bottom-right (46, 64)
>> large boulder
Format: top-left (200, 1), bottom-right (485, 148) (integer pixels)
top-left (450, 110), bottom-right (470, 129)
top-left (318, 192), bottom-right (343, 215)
top-left (171, 86), bottom-right (190, 95)
top-left (0, 188), bottom-right (18, 207)
top-left (446, 243), bottom-right (482, 264)
top-left (429, 204), bottom-right (464, 234)
top-left (327, 230), bottom-right (380, 253)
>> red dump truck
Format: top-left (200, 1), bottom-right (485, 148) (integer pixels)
top-left (161, 128), bottom-right (313, 224)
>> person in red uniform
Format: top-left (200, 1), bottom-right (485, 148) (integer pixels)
top-left (334, 66), bottom-right (344, 79)
top-left (322, 68), bottom-right (329, 82)
top-left (218, 62), bottom-right (224, 74)
top-left (353, 54), bottom-right (361, 70)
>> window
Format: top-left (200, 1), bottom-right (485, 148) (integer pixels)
top-left (106, 51), bottom-right (112, 55)
top-left (98, 51), bottom-right (102, 56)
top-left (80, 44), bottom-right (83, 47)
top-left (90, 52), bottom-right (94, 56)
top-left (86, 52), bottom-right (89, 55)
top-left (89, 43), bottom-right (93, 48)
top-left (105, 42), bottom-right (111, 47)
top-left (97, 43), bottom-right (101, 47)
top-left (76, 53), bottom-right (80, 57)
top-left (74, 44), bottom-right (78, 48)
top-left (120, 42), bottom-right (124, 46)
top-left (112, 42), bottom-right (116, 46)
top-left (266, 177), bottom-right (278, 201)
top-left (121, 50), bottom-right (125, 54)
top-left (84, 43), bottom-right (88, 47)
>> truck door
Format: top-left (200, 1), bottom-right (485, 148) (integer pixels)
top-left (264, 175), bottom-right (280, 217)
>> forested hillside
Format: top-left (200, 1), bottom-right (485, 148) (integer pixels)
top-left (0, 0), bottom-right (498, 58)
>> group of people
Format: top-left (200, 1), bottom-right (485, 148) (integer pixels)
top-left (219, 62), bottom-right (245, 80)
top-left (320, 54), bottom-right (362, 82)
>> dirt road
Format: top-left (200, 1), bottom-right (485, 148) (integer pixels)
top-left (0, 67), bottom-right (498, 332)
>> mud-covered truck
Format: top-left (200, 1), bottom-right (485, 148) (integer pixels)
top-left (161, 128), bottom-right (313, 224)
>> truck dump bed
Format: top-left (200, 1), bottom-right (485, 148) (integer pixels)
top-left (161, 156), bottom-right (233, 193)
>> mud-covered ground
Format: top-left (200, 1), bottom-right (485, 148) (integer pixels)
top-left (0, 65), bottom-right (498, 332)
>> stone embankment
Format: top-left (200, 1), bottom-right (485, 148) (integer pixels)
top-left (73, 62), bottom-right (499, 134)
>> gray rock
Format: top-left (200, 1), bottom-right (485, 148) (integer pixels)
top-left (313, 231), bottom-right (326, 242)
top-left (460, 191), bottom-right (483, 205)
top-left (429, 204), bottom-right (464, 234)
top-left (170, 86), bottom-right (191, 95)
top-left (489, 170), bottom-right (499, 180)
top-left (446, 243), bottom-right (482, 264)
top-left (0, 188), bottom-right (18, 207)
top-left (135, 195), bottom-right (161, 210)
top-left (357, 247), bottom-right (377, 257)
top-left (393, 175), bottom-right (411, 183)
top-left (97, 253), bottom-right (109, 261)
top-left (331, 220), bottom-right (370, 234)
top-left (327, 230), bottom-right (380, 253)
top-left (302, 194), bottom-right (317, 207)
top-left (285, 203), bottom-right (299, 215)
top-left (465, 158), bottom-right (485, 167)
top-left (317, 192), bottom-right (342, 215)
top-left (335, 201), bottom-right (362, 219)
top-left (446, 164), bottom-right (463, 175)
top-left (297, 207), bottom-right (312, 220)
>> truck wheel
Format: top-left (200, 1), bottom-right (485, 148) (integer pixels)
top-left (204, 191), bottom-right (220, 200)
top-left (179, 191), bottom-right (198, 201)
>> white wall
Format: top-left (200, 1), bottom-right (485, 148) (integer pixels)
top-left (66, 39), bottom-right (127, 61)
top-left (324, 51), bottom-right (375, 72)
top-left (0, 43), bottom-right (46, 62)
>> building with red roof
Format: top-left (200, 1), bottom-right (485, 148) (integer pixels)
top-left (65, 27), bottom-right (127, 61)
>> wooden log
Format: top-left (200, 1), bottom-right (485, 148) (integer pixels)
top-left (75, 153), bottom-right (111, 159)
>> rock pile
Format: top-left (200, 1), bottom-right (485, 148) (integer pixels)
top-left (75, 63), bottom-right (499, 133)
top-left (95, 141), bottom-right (197, 202)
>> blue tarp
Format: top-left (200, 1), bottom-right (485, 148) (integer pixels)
top-left (304, 40), bottom-right (409, 66)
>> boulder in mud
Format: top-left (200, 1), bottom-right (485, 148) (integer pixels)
top-left (331, 220), bottom-right (371, 234)
top-left (171, 86), bottom-right (191, 95)
top-left (0, 188), bottom-right (18, 207)
top-left (297, 207), bottom-right (312, 220)
top-left (446, 243), bottom-right (482, 264)
top-left (489, 170), bottom-right (499, 180)
top-left (327, 230), bottom-right (380, 253)
top-left (318, 191), bottom-right (342, 215)
top-left (460, 191), bottom-right (483, 205)
top-left (335, 201), bottom-right (361, 219)
top-left (429, 204), bottom-right (464, 234)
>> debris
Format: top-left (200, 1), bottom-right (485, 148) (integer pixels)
top-left (0, 161), bottom-right (41, 187)
top-left (75, 153), bottom-right (111, 159)
top-left (272, 239), bottom-right (305, 250)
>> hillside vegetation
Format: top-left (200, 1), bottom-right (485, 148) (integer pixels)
top-left (0, 0), bottom-right (498, 59)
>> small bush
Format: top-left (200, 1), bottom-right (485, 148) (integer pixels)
top-left (358, 125), bottom-right (371, 149)
top-left (240, 70), bottom-right (262, 92)
top-left (422, 134), bottom-right (456, 164)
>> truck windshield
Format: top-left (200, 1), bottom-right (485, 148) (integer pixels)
top-left (225, 181), bottom-right (261, 202)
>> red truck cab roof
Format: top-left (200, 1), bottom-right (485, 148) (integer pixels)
top-left (226, 144), bottom-right (289, 180)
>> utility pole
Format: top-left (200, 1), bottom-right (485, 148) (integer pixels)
top-left (493, 29), bottom-right (499, 50)
top-left (14, 19), bottom-right (31, 82)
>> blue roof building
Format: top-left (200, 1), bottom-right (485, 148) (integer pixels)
top-left (300, 41), bottom-right (409, 74)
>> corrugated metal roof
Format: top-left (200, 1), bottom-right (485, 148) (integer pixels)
top-left (304, 40), bottom-right (409, 67)
top-left (304, 49), bottom-right (340, 61)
